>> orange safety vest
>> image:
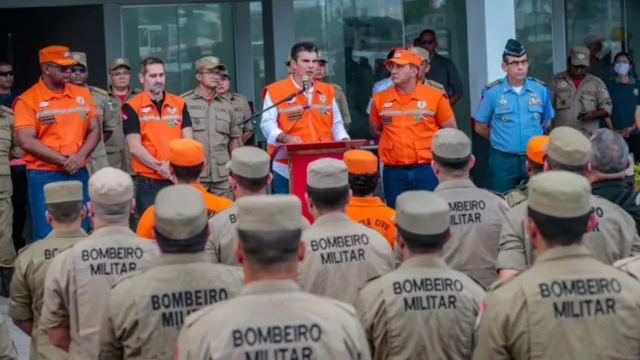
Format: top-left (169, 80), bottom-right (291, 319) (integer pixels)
top-left (345, 197), bottom-right (396, 248)
top-left (371, 82), bottom-right (453, 166)
top-left (264, 77), bottom-right (335, 163)
top-left (125, 91), bottom-right (186, 179)
top-left (13, 79), bottom-right (95, 171)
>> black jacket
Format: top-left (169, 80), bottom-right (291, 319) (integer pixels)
top-left (591, 179), bottom-right (640, 235)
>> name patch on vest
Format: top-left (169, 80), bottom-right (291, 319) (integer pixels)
top-left (40, 116), bottom-right (56, 125)
top-left (287, 111), bottom-right (303, 121)
top-left (381, 116), bottom-right (392, 124)
top-left (188, 105), bottom-right (206, 111)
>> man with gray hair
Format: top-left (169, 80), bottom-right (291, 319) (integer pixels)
top-left (175, 195), bottom-right (371, 359)
top-left (39, 167), bottom-right (159, 360)
top-left (588, 128), bottom-right (640, 234)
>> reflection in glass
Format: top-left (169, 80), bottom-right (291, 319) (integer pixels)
top-left (516, 0), bottom-right (553, 82)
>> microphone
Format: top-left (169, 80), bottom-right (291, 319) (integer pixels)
top-left (302, 75), bottom-right (310, 93)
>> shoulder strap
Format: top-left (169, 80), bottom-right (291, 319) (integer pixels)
top-left (425, 79), bottom-right (445, 92)
top-left (485, 79), bottom-right (501, 89)
top-left (180, 90), bottom-right (195, 98)
top-left (89, 86), bottom-right (109, 96)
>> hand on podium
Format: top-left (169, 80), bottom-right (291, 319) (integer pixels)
top-left (282, 135), bottom-right (302, 144)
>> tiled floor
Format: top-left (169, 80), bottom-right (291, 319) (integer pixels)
top-left (0, 297), bottom-right (30, 359)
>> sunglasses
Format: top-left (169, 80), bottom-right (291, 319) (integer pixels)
top-left (71, 66), bottom-right (87, 73)
top-left (419, 38), bottom-right (435, 45)
top-left (0, 71), bottom-right (14, 77)
top-left (111, 71), bottom-right (131, 77)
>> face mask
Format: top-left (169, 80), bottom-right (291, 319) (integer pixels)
top-left (615, 62), bottom-right (631, 75)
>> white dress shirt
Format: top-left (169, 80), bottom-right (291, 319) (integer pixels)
top-left (260, 76), bottom-right (350, 178)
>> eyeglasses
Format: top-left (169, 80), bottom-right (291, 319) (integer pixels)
top-left (199, 69), bottom-right (221, 76)
top-left (0, 71), bottom-right (14, 77)
top-left (419, 38), bottom-right (435, 45)
top-left (71, 66), bottom-right (87, 73)
top-left (506, 60), bottom-right (529, 66)
top-left (110, 71), bottom-right (131, 77)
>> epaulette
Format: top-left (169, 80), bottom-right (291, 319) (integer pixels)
top-left (180, 90), bottom-right (195, 98)
top-left (231, 92), bottom-right (247, 100)
top-left (528, 77), bottom-right (548, 87)
top-left (0, 106), bottom-right (13, 117)
top-left (111, 270), bottom-right (144, 289)
top-left (89, 86), bottom-right (109, 96)
top-left (425, 79), bottom-right (445, 92)
top-left (16, 243), bottom-right (33, 256)
top-left (330, 83), bottom-right (342, 91)
top-left (505, 189), bottom-right (527, 207)
top-left (485, 79), bottom-right (501, 88)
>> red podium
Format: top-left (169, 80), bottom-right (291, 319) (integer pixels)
top-left (273, 140), bottom-right (367, 223)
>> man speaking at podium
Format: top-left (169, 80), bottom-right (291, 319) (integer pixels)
top-left (261, 42), bottom-right (350, 194)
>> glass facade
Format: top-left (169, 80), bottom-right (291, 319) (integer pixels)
top-left (516, 0), bottom-right (553, 81)
top-left (121, 4), bottom-right (236, 94)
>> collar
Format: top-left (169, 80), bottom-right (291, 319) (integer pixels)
top-left (91, 226), bottom-right (137, 238)
top-left (139, 90), bottom-right (167, 108)
top-left (239, 280), bottom-right (300, 296)
top-left (109, 86), bottom-right (135, 97)
top-left (613, 77), bottom-right (637, 84)
top-left (191, 183), bottom-right (209, 196)
top-left (399, 255), bottom-right (449, 270)
top-left (388, 82), bottom-right (427, 103)
top-left (501, 76), bottom-right (536, 95)
top-left (534, 245), bottom-right (592, 264)
top-left (193, 86), bottom-right (223, 101)
top-left (36, 77), bottom-right (73, 101)
top-left (592, 178), bottom-right (628, 189)
top-left (153, 252), bottom-right (208, 267)
top-left (435, 178), bottom-right (476, 191)
top-left (45, 229), bottom-right (88, 239)
top-left (313, 212), bottom-right (352, 226)
top-left (348, 196), bottom-right (387, 208)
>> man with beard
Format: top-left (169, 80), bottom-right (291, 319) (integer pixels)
top-left (122, 57), bottom-right (193, 216)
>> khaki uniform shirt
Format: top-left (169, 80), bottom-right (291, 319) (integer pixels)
top-left (497, 195), bottom-right (640, 272)
top-left (175, 280), bottom-right (371, 360)
top-left (549, 72), bottom-right (613, 132)
top-left (614, 256), bottom-right (640, 279)
top-left (181, 88), bottom-right (241, 184)
top-left (504, 183), bottom-right (528, 208)
top-left (9, 229), bottom-right (87, 360)
top-left (332, 83), bottom-right (351, 127)
top-left (356, 256), bottom-right (485, 360)
top-left (98, 252), bottom-right (243, 359)
top-left (222, 92), bottom-right (253, 135)
top-left (88, 86), bottom-right (119, 174)
top-left (106, 88), bottom-right (141, 173)
top-left (206, 204), bottom-right (310, 265)
top-left (39, 226), bottom-right (160, 360)
top-left (298, 213), bottom-right (394, 304)
top-left (0, 314), bottom-right (17, 360)
top-left (474, 245), bottom-right (640, 359)
top-left (0, 106), bottom-right (21, 267)
top-left (435, 179), bottom-right (509, 288)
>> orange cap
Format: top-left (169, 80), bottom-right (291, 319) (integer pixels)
top-left (526, 135), bottom-right (549, 164)
top-left (344, 149), bottom-right (378, 175)
top-left (384, 49), bottom-right (422, 68)
top-left (169, 139), bottom-right (204, 167)
top-left (39, 46), bottom-right (75, 66)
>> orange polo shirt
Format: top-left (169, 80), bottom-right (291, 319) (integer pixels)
top-left (13, 78), bottom-right (97, 170)
top-left (370, 82), bottom-right (453, 166)
top-left (345, 196), bottom-right (396, 248)
top-left (136, 183), bottom-right (233, 239)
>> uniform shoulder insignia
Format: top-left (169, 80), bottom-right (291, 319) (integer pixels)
top-left (528, 77), bottom-right (548, 87)
top-left (0, 106), bottom-right (13, 116)
top-left (426, 79), bottom-right (445, 91)
top-left (485, 79), bottom-right (501, 88)
top-left (505, 190), bottom-right (527, 207)
top-left (330, 83), bottom-right (342, 91)
top-left (180, 90), bottom-right (195, 98)
top-left (111, 271), bottom-right (144, 289)
top-left (89, 86), bottom-right (109, 96)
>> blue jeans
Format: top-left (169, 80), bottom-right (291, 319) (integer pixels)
top-left (272, 171), bottom-right (290, 194)
top-left (488, 147), bottom-right (528, 193)
top-left (382, 163), bottom-right (439, 209)
top-left (27, 168), bottom-right (90, 241)
top-left (135, 176), bottom-right (173, 217)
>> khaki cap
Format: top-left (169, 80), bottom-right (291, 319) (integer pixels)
top-left (409, 46), bottom-right (430, 62)
top-left (432, 128), bottom-right (471, 159)
top-left (547, 126), bottom-right (591, 166)
top-left (227, 147), bottom-right (270, 178)
top-left (317, 51), bottom-right (328, 62)
top-left (44, 181), bottom-right (83, 204)
top-left (109, 58), bottom-right (131, 71)
top-left (570, 46), bottom-right (590, 67)
top-left (307, 158), bottom-right (348, 189)
top-left (154, 185), bottom-right (207, 240)
top-left (88, 167), bottom-right (134, 204)
top-left (195, 56), bottom-right (225, 71)
top-left (396, 191), bottom-right (449, 235)
top-left (528, 171), bottom-right (591, 218)
top-left (70, 52), bottom-right (87, 67)
top-left (237, 195), bottom-right (304, 231)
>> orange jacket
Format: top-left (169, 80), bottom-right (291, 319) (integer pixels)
top-left (136, 184), bottom-right (233, 239)
top-left (264, 77), bottom-right (335, 162)
top-left (13, 79), bottom-right (97, 170)
top-left (345, 197), bottom-right (396, 248)
top-left (125, 91), bottom-right (186, 179)
top-left (370, 82), bottom-right (454, 166)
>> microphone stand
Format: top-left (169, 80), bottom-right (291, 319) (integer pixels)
top-left (237, 87), bottom-right (306, 127)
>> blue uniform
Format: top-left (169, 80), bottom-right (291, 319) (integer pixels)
top-left (473, 76), bottom-right (554, 192)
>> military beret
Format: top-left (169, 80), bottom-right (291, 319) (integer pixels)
top-left (528, 171), bottom-right (591, 218)
top-left (154, 185), bottom-right (207, 240)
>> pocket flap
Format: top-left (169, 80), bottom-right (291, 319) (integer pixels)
top-left (495, 107), bottom-right (513, 114)
top-left (528, 105), bottom-right (543, 113)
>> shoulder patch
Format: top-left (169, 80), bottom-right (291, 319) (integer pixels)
top-left (528, 77), bottom-right (548, 87)
top-left (426, 79), bottom-right (445, 91)
top-left (89, 86), bottom-right (109, 96)
top-left (0, 106), bottom-right (12, 117)
top-left (485, 79), bottom-right (501, 88)
top-left (180, 90), bottom-right (195, 98)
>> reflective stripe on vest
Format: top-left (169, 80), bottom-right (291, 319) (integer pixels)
top-left (35, 107), bottom-right (91, 118)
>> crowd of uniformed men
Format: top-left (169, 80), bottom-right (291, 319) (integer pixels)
top-left (0, 32), bottom-right (638, 359)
